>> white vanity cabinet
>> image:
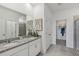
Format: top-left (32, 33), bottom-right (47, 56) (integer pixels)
top-left (0, 38), bottom-right (41, 56)
top-left (13, 48), bottom-right (28, 56)
top-left (29, 38), bottom-right (41, 56)
top-left (0, 44), bottom-right (28, 56)
top-left (12, 44), bottom-right (28, 56)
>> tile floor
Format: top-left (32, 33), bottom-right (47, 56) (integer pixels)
top-left (43, 45), bottom-right (79, 56)
top-left (56, 39), bottom-right (66, 46)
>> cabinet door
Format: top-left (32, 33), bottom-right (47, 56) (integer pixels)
top-left (12, 47), bottom-right (28, 56)
top-left (29, 39), bottom-right (41, 56)
top-left (0, 19), bottom-right (6, 40)
top-left (35, 39), bottom-right (41, 55)
top-left (13, 49), bottom-right (28, 56)
top-left (11, 44), bottom-right (28, 56)
top-left (29, 40), bottom-right (36, 56)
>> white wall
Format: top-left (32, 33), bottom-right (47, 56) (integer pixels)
top-left (44, 4), bottom-right (53, 50)
top-left (34, 4), bottom-right (46, 54)
top-left (0, 3), bottom-right (26, 15)
top-left (33, 4), bottom-right (44, 19)
top-left (25, 4), bottom-right (33, 17)
top-left (0, 5), bottom-right (25, 21)
top-left (51, 7), bottom-right (79, 48)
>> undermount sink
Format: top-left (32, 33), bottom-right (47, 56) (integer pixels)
top-left (3, 42), bottom-right (18, 48)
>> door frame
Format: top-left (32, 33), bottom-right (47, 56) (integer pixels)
top-left (74, 20), bottom-right (77, 48)
top-left (73, 15), bottom-right (79, 48)
top-left (56, 19), bottom-right (67, 46)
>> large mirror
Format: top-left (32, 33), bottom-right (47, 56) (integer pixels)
top-left (18, 16), bottom-right (26, 37)
top-left (0, 5), bottom-right (26, 40)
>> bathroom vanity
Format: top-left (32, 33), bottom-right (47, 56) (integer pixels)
top-left (0, 16), bottom-right (41, 56)
top-left (0, 37), bottom-right (41, 56)
top-left (0, 6), bottom-right (42, 56)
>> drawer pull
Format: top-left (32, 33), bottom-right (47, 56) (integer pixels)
top-left (35, 45), bottom-right (37, 48)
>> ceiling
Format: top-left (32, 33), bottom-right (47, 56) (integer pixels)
top-left (31, 3), bottom-right (42, 7)
top-left (46, 3), bottom-right (79, 12)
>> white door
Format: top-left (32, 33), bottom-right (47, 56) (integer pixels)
top-left (0, 19), bottom-right (6, 40)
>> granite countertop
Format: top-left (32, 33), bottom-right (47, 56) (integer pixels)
top-left (0, 37), bottom-right (41, 54)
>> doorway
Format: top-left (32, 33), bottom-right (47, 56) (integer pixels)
top-left (56, 20), bottom-right (66, 46)
top-left (74, 19), bottom-right (79, 49)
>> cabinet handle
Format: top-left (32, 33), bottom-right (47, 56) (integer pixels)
top-left (48, 34), bottom-right (51, 36)
top-left (30, 45), bottom-right (32, 46)
top-left (35, 45), bottom-right (37, 48)
top-left (3, 34), bottom-right (5, 36)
